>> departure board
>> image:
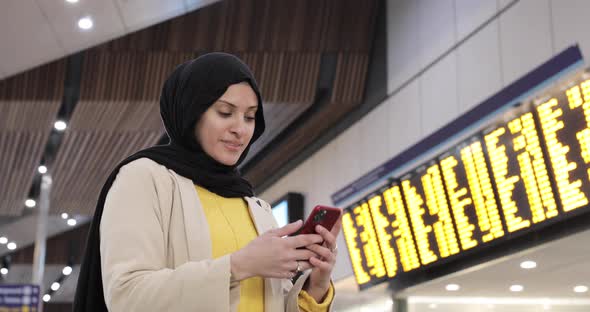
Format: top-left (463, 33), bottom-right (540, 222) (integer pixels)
top-left (535, 79), bottom-right (590, 215)
top-left (342, 201), bottom-right (387, 286)
top-left (368, 185), bottom-right (421, 279)
top-left (484, 111), bottom-right (559, 232)
top-left (341, 69), bottom-right (590, 290)
top-left (401, 163), bottom-right (460, 266)
top-left (439, 137), bottom-right (505, 250)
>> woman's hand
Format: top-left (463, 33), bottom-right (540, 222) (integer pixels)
top-left (303, 218), bottom-right (342, 302)
top-left (230, 220), bottom-right (323, 281)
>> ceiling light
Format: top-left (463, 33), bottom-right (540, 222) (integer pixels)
top-left (78, 16), bottom-right (93, 30)
top-left (7, 242), bottom-right (17, 250)
top-left (54, 120), bottom-right (67, 131)
top-left (510, 285), bottom-right (524, 292)
top-left (520, 260), bottom-right (537, 269)
top-left (0, 268), bottom-right (7, 275)
top-left (0, 237), bottom-right (6, 244)
top-left (25, 199), bottom-right (36, 208)
top-left (51, 282), bottom-right (60, 291)
top-left (38, 166), bottom-right (47, 174)
top-left (66, 0), bottom-right (79, 3)
top-left (428, 303), bottom-right (437, 309)
top-left (43, 294), bottom-right (51, 302)
top-left (63, 266), bottom-right (73, 276)
top-left (446, 284), bottom-right (460, 291)
top-left (61, 213), bottom-right (69, 220)
top-left (574, 285), bottom-right (588, 293)
top-left (67, 218), bottom-right (77, 226)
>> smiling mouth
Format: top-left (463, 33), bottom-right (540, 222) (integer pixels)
top-left (222, 141), bottom-right (243, 150)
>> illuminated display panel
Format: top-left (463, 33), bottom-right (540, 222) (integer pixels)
top-left (439, 137), bottom-right (505, 250)
top-left (369, 185), bottom-right (421, 278)
top-left (484, 112), bottom-right (559, 233)
top-left (535, 78), bottom-right (590, 215)
top-left (340, 66), bottom-right (590, 290)
top-left (401, 162), bottom-right (460, 266)
top-left (342, 201), bottom-right (387, 287)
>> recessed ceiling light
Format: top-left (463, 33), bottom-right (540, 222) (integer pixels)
top-left (520, 260), bottom-right (537, 269)
top-left (51, 282), bottom-right (60, 291)
top-left (0, 268), bottom-right (7, 275)
top-left (25, 199), bottom-right (36, 208)
top-left (574, 285), bottom-right (588, 293)
top-left (61, 213), bottom-right (69, 220)
top-left (78, 16), bottom-right (93, 30)
top-left (54, 120), bottom-right (67, 131)
top-left (446, 284), bottom-right (460, 291)
top-left (510, 285), bottom-right (524, 292)
top-left (67, 218), bottom-right (77, 226)
top-left (66, 0), bottom-right (79, 3)
top-left (0, 237), bottom-right (7, 244)
top-left (7, 242), bottom-right (17, 250)
top-left (63, 266), bottom-right (73, 276)
top-left (38, 166), bottom-right (47, 174)
top-left (43, 294), bottom-right (51, 302)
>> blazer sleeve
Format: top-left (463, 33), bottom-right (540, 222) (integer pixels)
top-left (100, 162), bottom-right (232, 312)
top-left (284, 271), bottom-right (334, 312)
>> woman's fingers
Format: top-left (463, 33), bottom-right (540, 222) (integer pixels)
top-left (306, 244), bottom-right (335, 263)
top-left (315, 225), bottom-right (337, 251)
top-left (293, 248), bottom-right (320, 261)
top-left (284, 233), bottom-right (323, 248)
top-left (309, 256), bottom-right (332, 271)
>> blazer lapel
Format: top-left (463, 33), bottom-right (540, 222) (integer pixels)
top-left (244, 196), bottom-right (277, 234)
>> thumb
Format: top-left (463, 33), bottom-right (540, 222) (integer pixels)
top-left (268, 220), bottom-right (303, 237)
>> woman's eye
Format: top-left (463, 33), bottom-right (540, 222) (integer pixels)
top-left (218, 112), bottom-right (232, 117)
top-left (245, 116), bottom-right (256, 121)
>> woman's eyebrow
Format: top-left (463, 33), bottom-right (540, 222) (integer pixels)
top-left (218, 99), bottom-right (257, 110)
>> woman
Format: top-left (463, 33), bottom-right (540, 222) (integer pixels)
top-left (73, 52), bottom-right (340, 312)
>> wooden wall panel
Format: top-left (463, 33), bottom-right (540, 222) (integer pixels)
top-left (12, 224), bottom-right (89, 265)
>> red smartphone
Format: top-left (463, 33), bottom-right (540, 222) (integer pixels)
top-left (291, 205), bottom-right (342, 236)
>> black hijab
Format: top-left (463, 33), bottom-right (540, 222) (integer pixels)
top-left (72, 52), bottom-right (265, 312)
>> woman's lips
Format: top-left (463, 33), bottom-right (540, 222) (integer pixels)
top-left (222, 140), bottom-right (242, 152)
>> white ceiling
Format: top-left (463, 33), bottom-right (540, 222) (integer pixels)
top-left (332, 227), bottom-right (590, 312)
top-left (0, 0), bottom-right (220, 80)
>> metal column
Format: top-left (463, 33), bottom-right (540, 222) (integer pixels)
top-left (32, 174), bottom-right (52, 311)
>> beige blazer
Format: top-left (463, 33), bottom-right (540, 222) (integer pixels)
top-left (100, 158), bottom-right (329, 311)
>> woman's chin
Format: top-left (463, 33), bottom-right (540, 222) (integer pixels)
top-left (214, 154), bottom-right (240, 166)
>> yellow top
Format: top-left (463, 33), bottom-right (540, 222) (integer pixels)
top-left (196, 186), bottom-right (333, 311)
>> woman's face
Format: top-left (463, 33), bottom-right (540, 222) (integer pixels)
top-left (194, 82), bottom-right (258, 166)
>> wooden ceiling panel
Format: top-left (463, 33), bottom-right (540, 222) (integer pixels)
top-left (331, 53), bottom-right (370, 104)
top-left (51, 131), bottom-right (161, 215)
top-left (0, 60), bottom-right (65, 216)
top-left (0, 60), bottom-right (65, 101)
top-left (0, 131), bottom-right (48, 216)
top-left (79, 51), bottom-right (193, 101)
top-left (237, 52), bottom-right (321, 103)
top-left (95, 0), bottom-right (372, 53)
top-left (245, 53), bottom-right (370, 187)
